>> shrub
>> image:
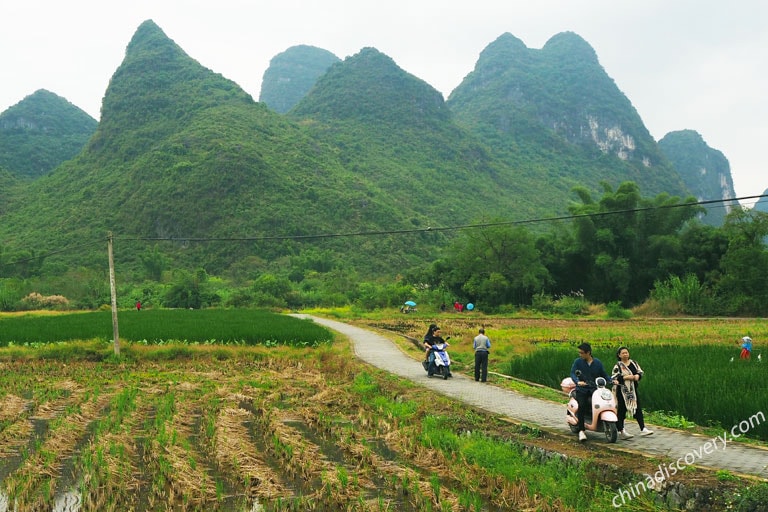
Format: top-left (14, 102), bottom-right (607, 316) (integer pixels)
top-left (531, 292), bottom-right (554, 313)
top-left (553, 291), bottom-right (589, 316)
top-left (532, 291), bottom-right (589, 316)
top-left (605, 301), bottom-right (632, 319)
top-left (20, 292), bottom-right (70, 310)
top-left (651, 274), bottom-right (713, 316)
top-left (728, 482), bottom-right (768, 511)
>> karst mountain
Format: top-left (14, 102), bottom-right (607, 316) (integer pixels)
top-left (0, 20), bottom-right (742, 278)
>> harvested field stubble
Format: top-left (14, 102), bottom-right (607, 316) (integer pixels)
top-left (0, 343), bottom-right (750, 511)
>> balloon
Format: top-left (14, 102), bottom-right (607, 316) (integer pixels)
top-left (466, 303), bottom-right (474, 310)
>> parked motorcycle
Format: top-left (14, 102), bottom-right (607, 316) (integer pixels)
top-left (561, 372), bottom-right (618, 443)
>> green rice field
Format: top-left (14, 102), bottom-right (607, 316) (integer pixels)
top-left (0, 309), bottom-right (331, 347)
top-left (508, 344), bottom-right (768, 441)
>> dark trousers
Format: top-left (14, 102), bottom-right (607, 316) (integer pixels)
top-left (575, 391), bottom-right (591, 431)
top-left (616, 390), bottom-right (646, 431)
top-left (426, 352), bottom-right (436, 375)
top-left (474, 351), bottom-right (489, 381)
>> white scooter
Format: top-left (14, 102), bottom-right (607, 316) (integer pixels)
top-left (426, 341), bottom-right (452, 379)
top-left (561, 373), bottom-right (619, 443)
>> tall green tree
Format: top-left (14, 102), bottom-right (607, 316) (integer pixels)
top-left (163, 269), bottom-right (219, 309)
top-left (568, 181), bottom-right (701, 305)
top-left (431, 225), bottom-right (550, 308)
top-left (716, 208), bottom-right (768, 315)
top-left (139, 245), bottom-right (170, 281)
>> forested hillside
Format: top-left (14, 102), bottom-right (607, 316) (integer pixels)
top-left (447, 32), bottom-right (687, 201)
top-left (0, 89), bottom-right (97, 179)
top-left (1, 21), bottom-right (407, 274)
top-left (290, 47), bottom-right (549, 223)
top-left (658, 130), bottom-right (738, 225)
top-left (1, 20), bottom-right (766, 316)
top-left (0, 22), bottom-right (590, 277)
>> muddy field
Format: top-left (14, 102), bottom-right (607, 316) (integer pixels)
top-left (0, 335), bottom-right (754, 511)
top-left (0, 349), bottom-right (567, 511)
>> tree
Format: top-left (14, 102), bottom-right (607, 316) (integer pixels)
top-left (163, 269), bottom-right (219, 309)
top-left (139, 245), bottom-right (170, 281)
top-left (433, 225), bottom-right (550, 308)
top-left (1, 249), bottom-right (45, 279)
top-left (253, 273), bottom-right (292, 303)
top-left (715, 208), bottom-right (768, 315)
top-left (567, 182), bottom-right (701, 305)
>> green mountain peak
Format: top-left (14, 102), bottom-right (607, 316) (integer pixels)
top-left (90, 19), bottom-right (254, 157)
top-left (541, 31), bottom-right (600, 63)
top-left (0, 24), bottom-right (738, 286)
top-left (658, 129), bottom-right (737, 225)
top-left (448, 31), bottom-right (687, 199)
top-left (0, 89), bottom-right (96, 179)
top-left (476, 32), bottom-right (529, 63)
top-left (291, 47), bottom-right (449, 128)
top-left (260, 45), bottom-right (340, 114)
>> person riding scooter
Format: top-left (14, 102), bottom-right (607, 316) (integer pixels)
top-left (569, 342), bottom-right (610, 442)
top-left (563, 371), bottom-right (619, 443)
top-left (425, 328), bottom-right (452, 379)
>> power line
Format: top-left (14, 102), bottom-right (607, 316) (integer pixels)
top-left (0, 239), bottom-right (105, 268)
top-left (114, 193), bottom-right (765, 242)
top-left (1, 194), bottom-right (765, 268)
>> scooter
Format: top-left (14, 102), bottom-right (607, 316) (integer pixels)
top-left (561, 373), bottom-right (618, 443)
top-left (423, 341), bottom-right (452, 379)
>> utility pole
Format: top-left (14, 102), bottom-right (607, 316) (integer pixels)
top-left (108, 231), bottom-right (120, 356)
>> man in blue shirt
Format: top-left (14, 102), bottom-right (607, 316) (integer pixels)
top-left (570, 342), bottom-right (608, 442)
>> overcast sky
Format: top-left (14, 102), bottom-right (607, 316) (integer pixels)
top-left (3, 0), bottom-right (766, 201)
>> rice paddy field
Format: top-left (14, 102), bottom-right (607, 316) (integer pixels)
top-left (507, 344), bottom-right (768, 441)
top-left (362, 314), bottom-right (768, 442)
top-left (0, 309), bottom-right (766, 511)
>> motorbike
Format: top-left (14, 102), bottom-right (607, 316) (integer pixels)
top-left (423, 340), bottom-right (452, 379)
top-left (561, 372), bottom-right (618, 443)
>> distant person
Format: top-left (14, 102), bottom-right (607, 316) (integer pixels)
top-left (611, 346), bottom-right (653, 439)
top-left (136, 300), bottom-right (142, 311)
top-left (440, 303), bottom-right (447, 313)
top-left (740, 336), bottom-right (752, 359)
top-left (473, 328), bottom-right (491, 382)
top-left (570, 342), bottom-right (608, 442)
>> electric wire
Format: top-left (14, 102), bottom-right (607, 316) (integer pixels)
top-left (1, 193), bottom-right (766, 268)
top-left (112, 194), bottom-right (764, 242)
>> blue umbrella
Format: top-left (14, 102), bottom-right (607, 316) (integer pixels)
top-left (466, 303), bottom-right (474, 310)
top-left (404, 301), bottom-right (417, 307)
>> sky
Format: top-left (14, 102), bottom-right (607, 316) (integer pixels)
top-left (3, 0), bottom-right (767, 201)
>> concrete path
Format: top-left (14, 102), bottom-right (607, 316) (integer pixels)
top-left (294, 315), bottom-right (768, 480)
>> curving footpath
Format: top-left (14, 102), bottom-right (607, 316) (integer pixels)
top-left (294, 315), bottom-right (768, 480)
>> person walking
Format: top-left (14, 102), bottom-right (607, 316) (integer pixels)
top-left (570, 342), bottom-right (608, 442)
top-left (611, 346), bottom-right (653, 439)
top-left (473, 328), bottom-right (491, 382)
